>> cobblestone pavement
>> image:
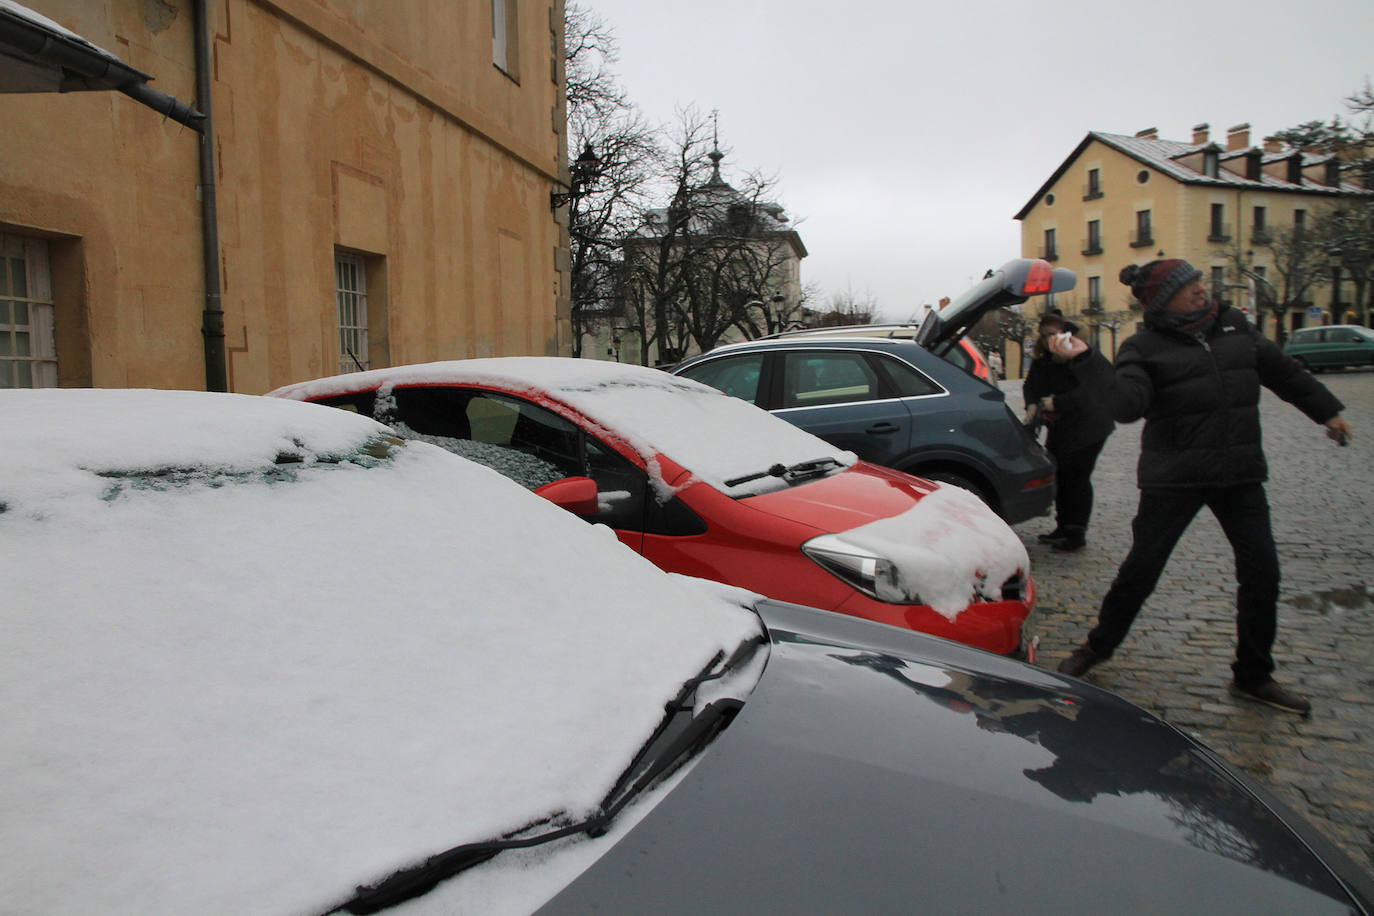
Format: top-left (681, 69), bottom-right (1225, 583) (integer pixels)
top-left (1004, 368), bottom-right (1374, 872)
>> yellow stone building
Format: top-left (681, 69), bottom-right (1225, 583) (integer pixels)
top-left (0, 0), bottom-right (570, 393)
top-left (1015, 123), bottom-right (1367, 355)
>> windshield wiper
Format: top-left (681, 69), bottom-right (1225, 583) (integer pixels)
top-left (330, 636), bottom-right (765, 915)
top-left (724, 457), bottom-right (842, 488)
top-left (781, 457), bottom-right (843, 482)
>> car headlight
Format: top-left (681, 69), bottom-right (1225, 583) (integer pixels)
top-left (801, 533), bottom-right (918, 604)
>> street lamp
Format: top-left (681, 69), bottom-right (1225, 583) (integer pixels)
top-left (551, 143), bottom-right (601, 211)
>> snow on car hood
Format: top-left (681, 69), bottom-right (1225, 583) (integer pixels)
top-left (0, 389), bottom-right (763, 914)
top-left (269, 358), bottom-right (858, 496)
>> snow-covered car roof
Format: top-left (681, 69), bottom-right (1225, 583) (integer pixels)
top-left (270, 358), bottom-right (857, 496)
top-left (0, 388), bottom-right (764, 914)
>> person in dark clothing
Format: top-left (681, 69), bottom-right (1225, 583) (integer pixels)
top-left (1052, 259), bottom-right (1352, 716)
top-left (1023, 312), bottom-right (1115, 551)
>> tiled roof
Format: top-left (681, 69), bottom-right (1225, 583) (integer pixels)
top-left (1015, 129), bottom-right (1367, 220)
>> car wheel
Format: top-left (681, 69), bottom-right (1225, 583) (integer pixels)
top-left (918, 470), bottom-right (992, 507)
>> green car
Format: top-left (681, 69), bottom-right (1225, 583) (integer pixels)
top-left (1283, 324), bottom-right (1374, 371)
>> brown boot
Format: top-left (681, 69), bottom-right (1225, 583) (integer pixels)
top-left (1056, 642), bottom-right (1104, 677)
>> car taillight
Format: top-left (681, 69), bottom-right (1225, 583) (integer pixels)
top-left (1020, 474), bottom-right (1054, 491)
top-left (1021, 259), bottom-right (1053, 295)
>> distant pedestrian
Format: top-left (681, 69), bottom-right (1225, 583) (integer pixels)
top-left (987, 349), bottom-right (1004, 380)
top-left (1022, 312), bottom-right (1114, 551)
top-left (1052, 259), bottom-right (1352, 716)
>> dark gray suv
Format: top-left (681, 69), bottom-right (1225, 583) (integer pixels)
top-left (674, 259), bottom-right (1070, 524)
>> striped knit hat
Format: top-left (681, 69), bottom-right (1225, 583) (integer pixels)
top-left (1119, 259), bottom-right (1202, 312)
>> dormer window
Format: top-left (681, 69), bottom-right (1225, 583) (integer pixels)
top-left (1325, 161), bottom-right (1341, 186)
top-left (1203, 149), bottom-right (1220, 178)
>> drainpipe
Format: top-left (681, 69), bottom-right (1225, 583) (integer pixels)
top-left (194, 0), bottom-right (226, 391)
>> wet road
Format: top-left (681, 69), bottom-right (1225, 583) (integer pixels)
top-left (1006, 368), bottom-right (1374, 871)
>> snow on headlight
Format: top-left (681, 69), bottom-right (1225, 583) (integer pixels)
top-left (835, 485), bottom-right (1029, 620)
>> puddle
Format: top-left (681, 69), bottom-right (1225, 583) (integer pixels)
top-left (1288, 585), bottom-right (1373, 616)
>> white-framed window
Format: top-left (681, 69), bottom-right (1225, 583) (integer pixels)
top-left (0, 233), bottom-right (57, 388)
top-left (335, 251), bottom-right (369, 374)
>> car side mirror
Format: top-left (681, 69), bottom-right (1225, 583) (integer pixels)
top-left (533, 476), bottom-right (600, 515)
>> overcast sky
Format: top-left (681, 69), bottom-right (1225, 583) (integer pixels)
top-left (581, 0), bottom-right (1373, 321)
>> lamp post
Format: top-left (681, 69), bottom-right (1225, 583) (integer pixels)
top-left (551, 143), bottom-right (602, 211)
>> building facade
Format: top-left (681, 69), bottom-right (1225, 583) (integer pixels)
top-left (1, 0), bottom-right (570, 394)
top-left (1015, 123), bottom-right (1369, 354)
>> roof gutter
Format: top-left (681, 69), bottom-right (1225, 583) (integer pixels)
top-left (0, 7), bottom-right (204, 129)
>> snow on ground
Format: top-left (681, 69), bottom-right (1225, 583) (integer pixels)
top-left (0, 388), bottom-right (764, 914)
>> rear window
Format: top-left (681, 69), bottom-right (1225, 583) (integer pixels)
top-left (878, 355), bottom-right (942, 397)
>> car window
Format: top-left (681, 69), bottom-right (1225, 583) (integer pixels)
top-left (781, 351), bottom-right (883, 408)
top-left (1330, 328), bottom-right (1359, 343)
top-left (383, 387), bottom-right (579, 486)
top-left (875, 354), bottom-right (942, 397)
top-left (367, 386), bottom-right (704, 536)
top-left (678, 353), bottom-right (765, 404)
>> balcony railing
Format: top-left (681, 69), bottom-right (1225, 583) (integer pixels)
top-left (1130, 230), bottom-right (1154, 248)
top-left (1208, 223), bottom-right (1232, 243)
top-left (1082, 243), bottom-right (1103, 256)
top-left (1040, 247), bottom-right (1059, 262)
top-left (1250, 228), bottom-right (1271, 245)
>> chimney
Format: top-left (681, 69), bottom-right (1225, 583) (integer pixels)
top-left (1135, 127), bottom-right (1159, 140)
top-left (1192, 123), bottom-right (1210, 144)
top-left (1227, 123), bottom-right (1251, 151)
top-left (1263, 136), bottom-right (1283, 153)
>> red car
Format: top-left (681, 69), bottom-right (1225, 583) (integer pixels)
top-left (270, 359), bottom-right (1035, 655)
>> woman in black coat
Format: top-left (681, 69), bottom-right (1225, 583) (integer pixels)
top-left (1022, 312), bottom-right (1114, 551)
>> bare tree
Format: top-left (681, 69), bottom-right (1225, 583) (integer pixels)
top-left (563, 3), bottom-right (659, 357)
top-left (1313, 201), bottom-right (1374, 324)
top-left (813, 289), bottom-right (878, 327)
top-left (1223, 244), bottom-right (1284, 337)
top-left (1256, 226), bottom-right (1329, 331)
top-left (619, 108), bottom-right (802, 362)
top-left (1271, 84), bottom-right (1374, 330)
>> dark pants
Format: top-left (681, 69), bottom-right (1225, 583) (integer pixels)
top-left (1087, 483), bottom-right (1279, 689)
top-left (1051, 439), bottom-right (1106, 531)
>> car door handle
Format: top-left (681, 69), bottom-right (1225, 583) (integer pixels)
top-left (865, 422), bottom-right (900, 435)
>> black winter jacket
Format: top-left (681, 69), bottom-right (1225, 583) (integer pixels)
top-left (1069, 306), bottom-right (1343, 489)
top-left (1023, 355), bottom-right (1115, 455)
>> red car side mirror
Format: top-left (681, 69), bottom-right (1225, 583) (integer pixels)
top-left (533, 476), bottom-right (600, 515)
